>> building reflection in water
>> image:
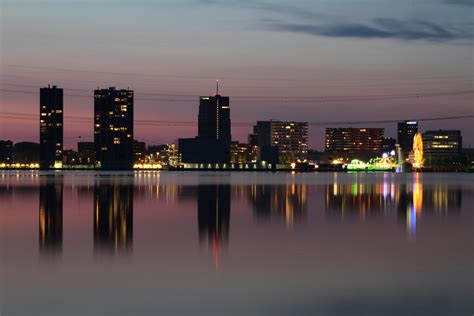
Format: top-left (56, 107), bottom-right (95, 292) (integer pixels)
top-left (248, 184), bottom-right (307, 225)
top-left (94, 179), bottom-right (134, 255)
top-left (197, 185), bottom-right (231, 269)
top-left (39, 175), bottom-right (63, 256)
top-left (325, 175), bottom-right (462, 238)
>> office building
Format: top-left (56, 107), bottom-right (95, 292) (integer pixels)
top-left (398, 121), bottom-right (418, 155)
top-left (325, 128), bottom-right (384, 159)
top-left (0, 140), bottom-right (13, 163)
top-left (94, 87), bottom-right (134, 170)
top-left (423, 130), bottom-right (462, 159)
top-left (179, 83), bottom-right (231, 164)
top-left (252, 121), bottom-right (308, 163)
top-left (39, 85), bottom-right (63, 169)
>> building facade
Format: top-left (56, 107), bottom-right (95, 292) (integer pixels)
top-left (179, 88), bottom-right (231, 164)
top-left (40, 85), bottom-right (63, 169)
top-left (78, 142), bottom-right (95, 165)
top-left (0, 140), bottom-right (13, 164)
top-left (397, 121), bottom-right (418, 155)
top-left (423, 130), bottom-right (462, 159)
top-left (325, 128), bottom-right (384, 159)
top-left (94, 87), bottom-right (134, 170)
top-left (253, 121), bottom-right (308, 163)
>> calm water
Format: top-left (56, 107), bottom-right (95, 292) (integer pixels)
top-left (0, 171), bottom-right (473, 316)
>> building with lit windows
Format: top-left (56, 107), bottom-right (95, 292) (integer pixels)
top-left (325, 127), bottom-right (384, 159)
top-left (78, 142), bottom-right (95, 165)
top-left (39, 85), bottom-right (63, 169)
top-left (94, 87), bottom-right (134, 170)
top-left (423, 130), bottom-right (462, 159)
top-left (179, 84), bottom-right (231, 164)
top-left (398, 121), bottom-right (418, 155)
top-left (0, 140), bottom-right (13, 163)
top-left (252, 121), bottom-right (308, 163)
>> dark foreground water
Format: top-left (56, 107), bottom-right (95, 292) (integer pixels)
top-left (0, 171), bottom-right (473, 316)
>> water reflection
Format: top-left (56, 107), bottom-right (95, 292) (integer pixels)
top-left (93, 178), bottom-right (134, 255)
top-left (248, 184), bottom-right (307, 225)
top-left (198, 185), bottom-right (231, 268)
top-left (325, 176), bottom-right (462, 238)
top-left (39, 175), bottom-right (63, 256)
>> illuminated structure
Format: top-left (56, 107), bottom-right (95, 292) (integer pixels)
top-left (398, 121), bottom-right (418, 156)
top-left (94, 87), bottom-right (134, 170)
top-left (325, 128), bottom-right (384, 160)
top-left (39, 176), bottom-right (63, 255)
top-left (411, 132), bottom-right (424, 169)
top-left (423, 130), bottom-right (462, 159)
top-left (94, 180), bottom-right (133, 254)
top-left (179, 81), bottom-right (231, 164)
top-left (40, 85), bottom-right (63, 169)
top-left (252, 121), bottom-right (308, 163)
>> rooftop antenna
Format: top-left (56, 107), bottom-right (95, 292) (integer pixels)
top-left (216, 79), bottom-right (219, 96)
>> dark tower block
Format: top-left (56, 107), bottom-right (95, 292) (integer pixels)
top-left (40, 85), bottom-right (63, 169)
top-left (94, 87), bottom-right (134, 170)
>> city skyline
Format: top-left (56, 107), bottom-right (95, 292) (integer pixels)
top-left (1, 0), bottom-right (473, 149)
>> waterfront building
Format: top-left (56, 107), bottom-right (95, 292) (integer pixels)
top-left (423, 130), bottom-right (462, 159)
top-left (398, 121), bottom-right (418, 156)
top-left (94, 87), bottom-right (134, 170)
top-left (0, 140), bottom-right (13, 163)
top-left (40, 85), bottom-right (63, 169)
top-left (325, 127), bottom-right (384, 160)
top-left (179, 82), bottom-right (231, 164)
top-left (78, 142), bottom-right (95, 165)
top-left (252, 121), bottom-right (308, 163)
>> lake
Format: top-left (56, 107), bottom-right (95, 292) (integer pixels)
top-left (1, 171), bottom-right (473, 316)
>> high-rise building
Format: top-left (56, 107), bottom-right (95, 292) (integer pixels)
top-left (423, 130), bottom-right (462, 159)
top-left (0, 140), bottom-right (13, 163)
top-left (179, 83), bottom-right (231, 164)
top-left (198, 92), bottom-right (231, 144)
top-left (398, 121), bottom-right (418, 154)
top-left (40, 85), bottom-right (63, 169)
top-left (325, 128), bottom-right (384, 159)
top-left (252, 121), bottom-right (308, 163)
top-left (94, 87), bottom-right (134, 170)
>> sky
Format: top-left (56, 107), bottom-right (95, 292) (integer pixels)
top-left (0, 0), bottom-right (473, 150)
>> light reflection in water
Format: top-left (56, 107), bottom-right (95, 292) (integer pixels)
top-left (93, 178), bottom-right (134, 255)
top-left (39, 175), bottom-right (63, 257)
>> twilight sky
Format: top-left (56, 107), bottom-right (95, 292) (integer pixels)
top-left (1, 0), bottom-right (473, 150)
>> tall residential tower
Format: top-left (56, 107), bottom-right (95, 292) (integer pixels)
top-left (40, 85), bottom-right (63, 169)
top-left (94, 87), bottom-right (134, 170)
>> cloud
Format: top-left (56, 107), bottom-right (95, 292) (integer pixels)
top-left (262, 18), bottom-right (472, 42)
top-left (196, 0), bottom-right (324, 19)
top-left (443, 0), bottom-right (474, 6)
